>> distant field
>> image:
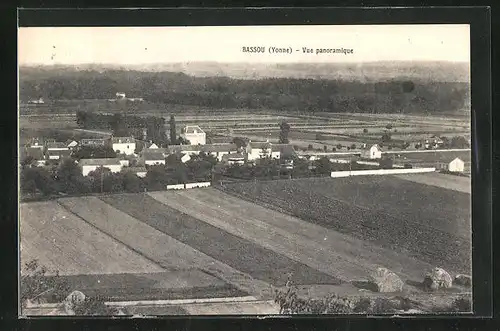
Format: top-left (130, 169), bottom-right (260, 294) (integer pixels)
top-left (20, 201), bottom-right (164, 276)
top-left (395, 172), bottom-right (471, 194)
top-left (100, 193), bottom-right (340, 287)
top-left (395, 150), bottom-right (471, 163)
top-left (219, 176), bottom-right (471, 274)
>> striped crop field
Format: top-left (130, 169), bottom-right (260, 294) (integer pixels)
top-left (218, 176), bottom-right (471, 275)
top-left (99, 193), bottom-right (340, 287)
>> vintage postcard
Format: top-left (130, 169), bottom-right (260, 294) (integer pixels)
top-left (18, 24), bottom-right (472, 316)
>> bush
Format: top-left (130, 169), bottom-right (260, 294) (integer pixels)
top-left (363, 128), bottom-right (368, 133)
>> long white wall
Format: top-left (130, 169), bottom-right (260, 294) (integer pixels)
top-left (331, 167), bottom-right (436, 178)
top-left (166, 182), bottom-right (212, 190)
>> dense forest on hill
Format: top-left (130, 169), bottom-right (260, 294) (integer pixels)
top-left (19, 64), bottom-right (470, 114)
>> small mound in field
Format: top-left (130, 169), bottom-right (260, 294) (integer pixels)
top-left (453, 274), bottom-right (472, 287)
top-left (63, 290), bottom-right (86, 315)
top-left (368, 267), bottom-right (404, 293)
top-left (423, 268), bottom-right (453, 291)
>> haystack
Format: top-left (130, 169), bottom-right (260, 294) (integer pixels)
top-left (423, 268), bottom-right (453, 290)
top-left (368, 267), bottom-right (404, 293)
top-left (63, 290), bottom-right (86, 315)
top-left (453, 274), bottom-right (472, 287)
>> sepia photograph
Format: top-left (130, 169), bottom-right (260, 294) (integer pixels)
top-left (18, 23), bottom-right (472, 316)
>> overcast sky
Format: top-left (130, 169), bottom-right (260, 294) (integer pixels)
top-left (18, 25), bottom-right (470, 65)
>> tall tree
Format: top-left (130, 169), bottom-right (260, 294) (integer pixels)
top-left (279, 121), bottom-right (291, 144)
top-left (169, 115), bottom-right (177, 145)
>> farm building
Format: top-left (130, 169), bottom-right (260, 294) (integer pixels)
top-left (79, 158), bottom-right (123, 176)
top-left (116, 92), bottom-right (126, 99)
top-left (111, 137), bottom-right (136, 156)
top-left (142, 151), bottom-right (166, 166)
top-left (448, 157), bottom-right (465, 172)
top-left (24, 147), bottom-right (45, 160)
top-left (148, 143), bottom-right (159, 149)
top-left (363, 144), bottom-right (382, 159)
top-left (180, 125), bottom-right (206, 145)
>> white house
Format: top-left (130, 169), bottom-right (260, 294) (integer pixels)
top-left (246, 142), bottom-right (295, 161)
top-left (180, 125), bottom-right (206, 145)
top-left (148, 143), bottom-right (159, 149)
top-left (111, 137), bottom-right (136, 156)
top-left (246, 141), bottom-right (272, 161)
top-left (116, 92), bottom-right (126, 99)
top-left (363, 144), bottom-right (382, 159)
top-left (448, 157), bottom-right (465, 172)
top-left (79, 158), bottom-right (123, 176)
top-left (143, 151), bottom-right (166, 166)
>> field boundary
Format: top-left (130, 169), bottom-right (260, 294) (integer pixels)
top-left (56, 200), bottom-right (166, 272)
top-left (330, 167), bottom-right (436, 178)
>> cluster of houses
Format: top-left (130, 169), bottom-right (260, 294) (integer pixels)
top-left (22, 125), bottom-right (297, 178)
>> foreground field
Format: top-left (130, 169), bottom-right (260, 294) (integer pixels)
top-left (42, 272), bottom-right (246, 302)
top-left (100, 193), bottom-right (339, 287)
top-left (58, 196), bottom-right (273, 299)
top-left (20, 202), bottom-right (164, 276)
top-left (219, 176), bottom-right (471, 274)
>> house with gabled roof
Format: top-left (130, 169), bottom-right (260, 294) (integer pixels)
top-left (110, 137), bottom-right (136, 156)
top-left (180, 125), bottom-right (206, 145)
top-left (142, 150), bottom-right (166, 166)
top-left (78, 158), bottom-right (123, 176)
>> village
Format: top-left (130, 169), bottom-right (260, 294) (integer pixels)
top-left (20, 113), bottom-right (470, 190)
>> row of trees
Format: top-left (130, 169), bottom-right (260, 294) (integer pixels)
top-left (76, 111), bottom-right (169, 144)
top-left (21, 69), bottom-right (470, 114)
top-left (20, 153), bottom-right (219, 199)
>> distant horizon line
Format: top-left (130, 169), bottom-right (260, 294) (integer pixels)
top-left (19, 60), bottom-right (470, 67)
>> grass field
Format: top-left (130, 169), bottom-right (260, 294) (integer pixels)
top-left (20, 201), bottom-right (164, 276)
top-left (218, 176), bottom-right (471, 274)
top-left (100, 193), bottom-right (340, 287)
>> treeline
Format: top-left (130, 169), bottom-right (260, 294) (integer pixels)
top-left (20, 69), bottom-right (470, 114)
top-left (20, 153), bottom-right (218, 200)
